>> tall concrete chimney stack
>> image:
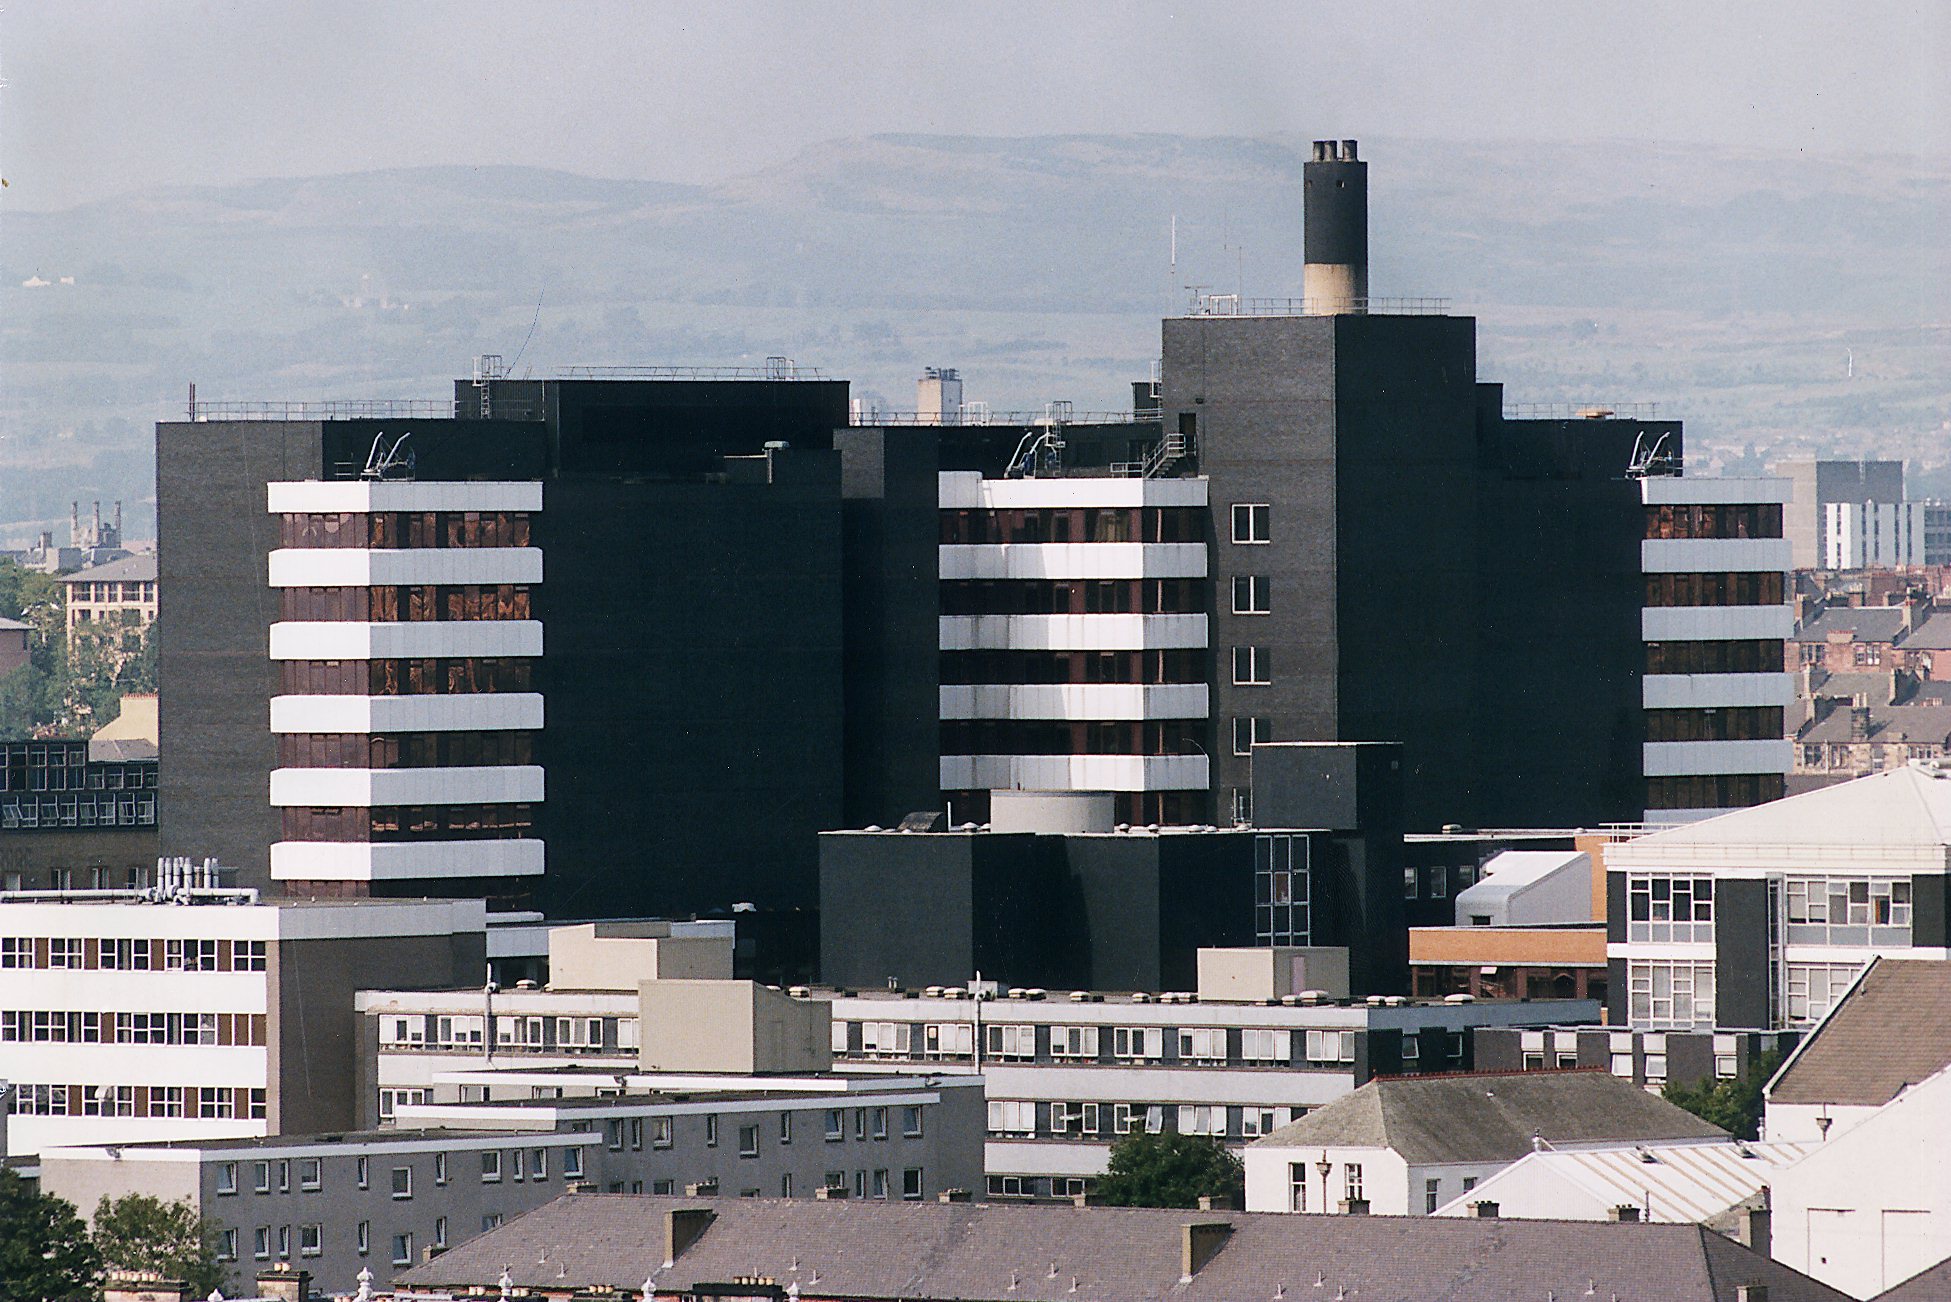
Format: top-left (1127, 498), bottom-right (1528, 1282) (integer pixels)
top-left (1303, 139), bottom-right (1368, 315)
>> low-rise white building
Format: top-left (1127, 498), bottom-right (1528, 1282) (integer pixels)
top-left (0, 872), bottom-right (486, 1155)
top-left (1243, 1070), bottom-right (1727, 1217)
top-left (1770, 1063), bottom-right (1951, 1299)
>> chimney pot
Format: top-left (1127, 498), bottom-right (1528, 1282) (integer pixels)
top-left (1471, 1200), bottom-right (1500, 1219)
top-left (1608, 1204), bottom-right (1640, 1223)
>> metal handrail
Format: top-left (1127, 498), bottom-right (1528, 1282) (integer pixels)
top-left (1503, 402), bottom-right (1664, 420)
top-left (1184, 295), bottom-right (1451, 317)
top-left (854, 410), bottom-right (1142, 427)
top-left (186, 400), bottom-right (456, 421)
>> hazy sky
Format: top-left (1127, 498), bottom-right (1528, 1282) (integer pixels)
top-left (3, 0), bottom-right (1948, 211)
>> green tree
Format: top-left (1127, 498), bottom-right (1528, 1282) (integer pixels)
top-left (92, 1192), bottom-right (228, 1297)
top-left (1092, 1131), bottom-right (1245, 1209)
top-left (1662, 1050), bottom-right (1781, 1141)
top-left (0, 1168), bottom-right (99, 1302)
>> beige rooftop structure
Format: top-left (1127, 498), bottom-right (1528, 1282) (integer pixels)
top-left (547, 921), bottom-right (734, 991)
top-left (639, 978), bottom-right (832, 1075)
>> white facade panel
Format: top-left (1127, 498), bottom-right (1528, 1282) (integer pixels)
top-left (939, 543), bottom-right (1207, 581)
top-left (0, 1043), bottom-right (269, 1084)
top-left (939, 753), bottom-right (1209, 792)
top-left (1640, 538), bottom-right (1792, 573)
top-left (0, 971), bottom-right (269, 1013)
top-left (939, 614), bottom-right (1207, 652)
top-left (1643, 673), bottom-right (1795, 709)
top-left (268, 620), bottom-right (543, 660)
top-left (12, 1116), bottom-right (265, 1157)
top-left (267, 547), bottom-right (542, 588)
top-left (937, 473), bottom-right (1208, 511)
top-left (270, 839), bottom-right (545, 882)
top-left (269, 765), bottom-right (544, 807)
top-left (1641, 606), bottom-right (1794, 641)
top-left (269, 693), bottom-right (545, 734)
top-left (1641, 477), bottom-right (1791, 506)
top-left (1643, 739), bottom-right (1794, 777)
top-left (267, 481), bottom-right (543, 514)
top-left (939, 683), bottom-right (1209, 721)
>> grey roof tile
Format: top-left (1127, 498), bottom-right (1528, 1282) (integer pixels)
top-left (1253, 1069), bottom-right (1726, 1165)
top-left (395, 1193), bottom-right (1852, 1302)
top-left (1770, 958), bottom-right (1951, 1108)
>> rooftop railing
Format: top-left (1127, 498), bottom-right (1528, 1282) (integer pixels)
top-left (1183, 294), bottom-right (1451, 317)
top-left (1503, 402), bottom-right (1664, 421)
top-left (853, 410), bottom-right (1143, 427)
top-left (186, 400), bottom-right (456, 421)
top-left (559, 361), bottom-right (828, 380)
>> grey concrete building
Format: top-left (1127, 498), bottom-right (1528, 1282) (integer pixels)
top-left (39, 1078), bottom-right (985, 1295)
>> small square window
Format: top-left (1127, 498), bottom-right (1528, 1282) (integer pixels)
top-left (1232, 646), bottom-right (1271, 686)
top-left (217, 1163), bottom-right (238, 1196)
top-left (390, 1167), bottom-right (412, 1200)
top-left (738, 1124), bottom-right (760, 1158)
top-left (1231, 504), bottom-right (1271, 545)
top-left (1232, 716), bottom-right (1269, 756)
top-left (1231, 575), bottom-right (1271, 615)
top-left (481, 1151), bottom-right (502, 1183)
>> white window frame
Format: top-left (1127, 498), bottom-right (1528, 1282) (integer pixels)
top-left (1231, 503), bottom-right (1272, 545)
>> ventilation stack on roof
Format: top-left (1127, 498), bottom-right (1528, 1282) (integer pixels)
top-left (1303, 139), bottom-right (1368, 315)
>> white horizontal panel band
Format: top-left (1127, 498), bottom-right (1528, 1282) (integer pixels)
top-left (268, 480), bottom-right (543, 514)
top-left (940, 683), bottom-right (1210, 721)
top-left (1640, 538), bottom-right (1791, 573)
top-left (1640, 477), bottom-right (1791, 506)
top-left (940, 613), bottom-right (1208, 651)
top-left (940, 543), bottom-right (1206, 581)
top-left (1643, 739), bottom-right (1793, 777)
top-left (268, 547), bottom-right (542, 588)
top-left (270, 693), bottom-right (545, 734)
top-left (1643, 673), bottom-right (1795, 709)
top-left (938, 472), bottom-right (1208, 510)
top-left (270, 839), bottom-right (545, 882)
top-left (1642, 605), bottom-right (1793, 642)
top-left (941, 753), bottom-right (1209, 792)
top-left (269, 620), bottom-right (543, 660)
top-left (270, 765), bottom-right (544, 807)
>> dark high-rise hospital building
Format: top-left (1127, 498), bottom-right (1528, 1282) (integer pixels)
top-left (155, 139), bottom-right (1788, 920)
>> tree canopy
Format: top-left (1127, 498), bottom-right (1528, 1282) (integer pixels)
top-left (1662, 1050), bottom-right (1781, 1141)
top-left (0, 1169), bottom-right (99, 1302)
top-left (1092, 1131), bottom-right (1245, 1209)
top-left (92, 1192), bottom-right (229, 1298)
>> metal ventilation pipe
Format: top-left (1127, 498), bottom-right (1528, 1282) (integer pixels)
top-left (1303, 139), bottom-right (1368, 315)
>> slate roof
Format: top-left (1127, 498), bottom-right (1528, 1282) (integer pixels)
top-left (1252, 1069), bottom-right (1725, 1165)
top-left (1877, 1252), bottom-right (1951, 1300)
top-left (1794, 606), bottom-right (1908, 644)
top-left (1798, 705), bottom-right (1951, 746)
top-left (394, 1192), bottom-right (1852, 1302)
top-left (59, 553), bottom-right (155, 586)
top-left (1895, 612), bottom-right (1951, 651)
top-left (0, 617), bottom-right (30, 632)
top-left (1768, 958), bottom-right (1951, 1108)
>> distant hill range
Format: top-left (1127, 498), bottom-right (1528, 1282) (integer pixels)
top-left (3, 132), bottom-right (1948, 539)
